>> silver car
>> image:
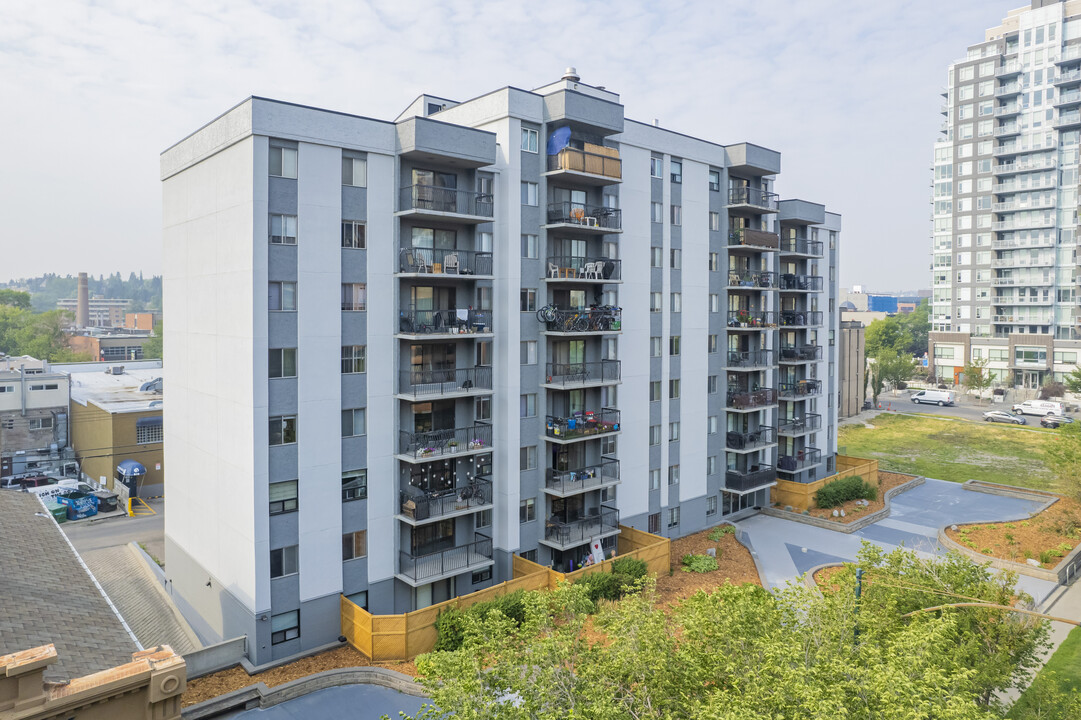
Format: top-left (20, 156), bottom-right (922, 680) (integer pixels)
top-left (983, 410), bottom-right (1026, 426)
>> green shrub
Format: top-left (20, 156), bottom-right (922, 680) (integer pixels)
top-left (610, 556), bottom-right (648, 580)
top-left (433, 590), bottom-right (528, 652)
top-left (578, 571), bottom-right (625, 602)
top-left (681, 554), bottom-right (719, 573)
top-left (1040, 550), bottom-right (1055, 565)
top-left (707, 525), bottom-right (736, 541)
top-left (814, 476), bottom-right (878, 509)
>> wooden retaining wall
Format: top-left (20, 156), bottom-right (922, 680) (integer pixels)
top-left (771, 455), bottom-right (879, 512)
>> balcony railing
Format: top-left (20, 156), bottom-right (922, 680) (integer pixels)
top-left (725, 426), bottom-right (776, 451)
top-left (400, 477), bottom-right (492, 523)
top-left (728, 228), bottom-right (779, 250)
top-left (779, 274), bottom-right (824, 292)
top-left (727, 270), bottom-right (776, 288)
top-left (545, 408), bottom-right (620, 441)
top-left (726, 310), bottom-right (775, 328)
top-left (546, 202), bottom-right (622, 231)
top-left (545, 458), bottom-right (620, 496)
top-left (992, 197), bottom-right (1056, 212)
top-left (778, 237), bottom-right (824, 256)
top-left (996, 61), bottom-right (1021, 76)
top-left (399, 367), bottom-right (493, 398)
top-left (545, 256), bottom-right (621, 281)
top-left (993, 157), bottom-right (1056, 174)
top-left (778, 379), bottom-right (823, 399)
top-left (399, 185), bottom-right (494, 218)
top-left (778, 414), bottom-right (822, 436)
top-left (725, 349), bottom-right (774, 368)
top-left (996, 177), bottom-right (1057, 192)
top-left (993, 295), bottom-right (1053, 305)
top-left (1055, 90), bottom-right (1081, 106)
top-left (398, 248), bottom-right (492, 276)
top-left (538, 305), bottom-right (621, 333)
top-left (993, 314), bottom-right (1053, 324)
top-left (992, 236), bottom-right (1056, 250)
top-left (779, 310), bottom-right (823, 327)
top-left (727, 187), bottom-right (779, 211)
top-left (398, 309), bottom-right (493, 335)
top-left (398, 533), bottom-right (493, 583)
top-left (726, 388), bottom-right (778, 410)
top-left (546, 147), bottom-right (622, 180)
top-left (777, 448), bottom-right (823, 473)
top-left (398, 423), bottom-right (493, 459)
top-left (1054, 69), bottom-right (1081, 85)
top-left (995, 83), bottom-right (1021, 96)
top-left (991, 256), bottom-right (1055, 268)
top-left (779, 345), bottom-right (822, 362)
top-left (994, 103), bottom-right (1020, 116)
top-left (544, 506), bottom-right (619, 549)
top-left (545, 360), bottom-right (621, 386)
top-left (726, 466), bottom-right (776, 493)
top-left (991, 276), bottom-right (1055, 287)
top-left (994, 124), bottom-right (1021, 137)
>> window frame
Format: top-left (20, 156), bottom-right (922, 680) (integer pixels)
top-left (342, 531), bottom-right (367, 561)
top-left (521, 128), bottom-right (539, 153)
top-left (269, 347), bottom-right (297, 379)
top-left (342, 470), bottom-right (368, 501)
top-left (341, 220), bottom-right (366, 249)
top-left (269, 415), bottom-right (297, 446)
top-left (270, 545), bottom-right (299, 579)
top-left (341, 408), bottom-right (367, 438)
top-left (341, 345), bottom-right (366, 374)
top-left (271, 610), bottom-right (300, 644)
top-left (270, 479), bottom-right (299, 515)
top-left (269, 146), bottom-right (297, 179)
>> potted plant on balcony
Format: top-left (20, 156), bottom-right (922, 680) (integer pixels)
top-left (447, 440), bottom-right (459, 450)
top-left (737, 310), bottom-right (750, 327)
top-left (421, 446), bottom-right (435, 458)
top-left (469, 437), bottom-right (484, 449)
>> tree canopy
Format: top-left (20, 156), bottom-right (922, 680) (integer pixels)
top-left (865, 300), bottom-right (930, 358)
top-left (0, 306), bottom-right (91, 362)
top-left (142, 321), bottom-right (163, 360)
top-left (2, 272), bottom-right (161, 312)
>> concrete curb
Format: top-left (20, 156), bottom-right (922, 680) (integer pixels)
top-left (182, 666), bottom-right (428, 719)
top-left (803, 562), bottom-right (845, 591)
top-left (759, 476), bottom-right (926, 534)
top-left (732, 523), bottom-right (771, 591)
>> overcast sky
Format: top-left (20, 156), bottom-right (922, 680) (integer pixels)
top-left (0, 0), bottom-right (1015, 291)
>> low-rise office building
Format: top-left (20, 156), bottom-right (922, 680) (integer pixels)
top-left (0, 355), bottom-right (76, 482)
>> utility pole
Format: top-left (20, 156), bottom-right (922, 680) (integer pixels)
top-left (854, 568), bottom-right (863, 647)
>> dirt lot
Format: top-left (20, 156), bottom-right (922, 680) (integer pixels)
top-left (945, 495), bottom-right (1081, 568)
top-left (655, 524), bottom-right (762, 607)
top-left (804, 471), bottom-right (917, 524)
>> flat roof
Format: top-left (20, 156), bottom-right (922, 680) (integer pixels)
top-left (69, 368), bottom-right (164, 414)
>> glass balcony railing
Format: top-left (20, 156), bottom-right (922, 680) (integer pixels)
top-left (545, 408), bottom-right (620, 441)
top-left (398, 367), bottom-right (492, 398)
top-left (398, 423), bottom-right (493, 459)
top-left (544, 360), bottom-right (621, 387)
top-left (725, 426), bottom-right (776, 451)
top-left (398, 248), bottom-right (492, 276)
top-left (399, 185), bottom-right (494, 218)
top-left (398, 533), bottom-right (493, 583)
top-left (543, 507), bottom-right (619, 549)
top-left (726, 466), bottom-right (776, 493)
top-left (545, 458), bottom-right (620, 496)
top-left (399, 477), bottom-right (492, 523)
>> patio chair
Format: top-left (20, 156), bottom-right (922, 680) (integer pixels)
top-left (548, 262), bottom-right (560, 278)
top-left (443, 254), bottom-right (460, 275)
top-left (582, 262), bottom-right (602, 280)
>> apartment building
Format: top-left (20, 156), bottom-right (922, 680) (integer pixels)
top-left (161, 70), bottom-right (841, 663)
top-left (930, 0), bottom-right (1081, 387)
top-left (0, 355), bottom-right (76, 481)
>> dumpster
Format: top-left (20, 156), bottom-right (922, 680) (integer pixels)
top-left (56, 492), bottom-right (99, 520)
top-left (43, 499), bottom-right (67, 524)
top-left (92, 491), bottom-right (119, 514)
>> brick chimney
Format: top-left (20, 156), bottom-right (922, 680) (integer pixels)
top-left (76, 273), bottom-right (89, 328)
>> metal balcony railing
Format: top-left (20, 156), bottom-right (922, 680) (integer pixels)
top-left (725, 426), bottom-right (776, 451)
top-left (778, 414), bottom-right (822, 435)
top-left (779, 345), bottom-right (822, 362)
top-left (725, 349), bottom-right (774, 368)
top-left (779, 310), bottom-right (823, 327)
top-left (545, 458), bottom-right (620, 495)
top-left (544, 360), bottom-right (621, 386)
top-left (779, 274), bottom-right (824, 292)
top-left (779, 380), bottom-right (823, 399)
top-left (545, 256), bottom-right (620, 281)
top-left (778, 237), bottom-right (824, 256)
top-left (398, 309), bottom-right (493, 335)
top-left (726, 388), bottom-right (778, 410)
top-left (537, 305), bottom-right (622, 333)
top-left (399, 185), bottom-right (494, 218)
top-left (546, 147), bottom-right (622, 179)
top-left (544, 506), bottom-right (619, 548)
top-left (400, 477), bottom-right (492, 522)
top-left (727, 270), bottom-right (776, 288)
top-left (728, 228), bottom-right (779, 250)
top-left (398, 423), bottom-right (493, 459)
top-left (727, 310), bottom-right (775, 328)
top-left (545, 408), bottom-right (620, 440)
top-left (399, 367), bottom-right (493, 398)
top-left (777, 448), bottom-right (823, 472)
top-left (399, 533), bottom-right (493, 583)
top-left (546, 202), bottom-right (622, 230)
top-left (727, 187), bottom-right (779, 211)
top-left (398, 248), bottom-right (492, 276)
top-left (726, 466), bottom-right (776, 493)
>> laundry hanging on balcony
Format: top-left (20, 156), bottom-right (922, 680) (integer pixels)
top-left (546, 126), bottom-right (571, 155)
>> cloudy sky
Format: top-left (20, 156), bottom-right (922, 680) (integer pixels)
top-left (1, 0), bottom-right (1014, 290)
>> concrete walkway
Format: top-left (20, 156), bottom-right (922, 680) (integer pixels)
top-left (230, 685), bottom-right (427, 719)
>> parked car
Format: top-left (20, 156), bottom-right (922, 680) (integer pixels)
top-left (1012, 400), bottom-right (1065, 417)
top-left (911, 389), bottom-right (956, 407)
top-left (0, 475), bottom-right (56, 490)
top-left (983, 410), bottom-right (1026, 425)
top-left (1041, 415), bottom-right (1075, 429)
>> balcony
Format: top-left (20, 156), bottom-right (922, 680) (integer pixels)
top-left (778, 379), bottom-right (823, 400)
top-left (997, 60), bottom-right (1021, 77)
top-left (727, 187), bottom-right (779, 214)
top-left (1054, 69), bottom-right (1081, 86)
top-left (544, 146), bottom-right (622, 185)
top-left (1054, 90), bottom-right (1081, 108)
top-left (398, 477), bottom-right (493, 525)
top-left (541, 506), bottom-right (620, 551)
top-left (397, 309), bottom-right (493, 338)
top-left (397, 533), bottom-right (493, 586)
top-left (779, 310), bottom-right (823, 328)
top-left (726, 426), bottom-right (776, 452)
top-left (545, 256), bottom-right (621, 283)
top-left (725, 349), bottom-right (774, 370)
top-left (398, 366), bottom-right (493, 400)
top-left (397, 423), bottom-right (493, 462)
top-left (990, 255), bottom-right (1055, 269)
top-left (726, 388), bottom-right (778, 411)
top-left (991, 276), bottom-right (1056, 287)
top-left (1056, 45), bottom-right (1081, 64)
top-left (993, 157), bottom-right (1056, 175)
top-left (538, 306), bottom-right (621, 334)
top-left (778, 413), bottom-right (822, 437)
top-left (397, 185), bottom-right (494, 223)
top-left (726, 310), bottom-right (776, 329)
top-left (777, 448), bottom-right (823, 473)
top-left (727, 270), bottom-right (776, 289)
top-left (994, 103), bottom-right (1020, 117)
top-left (728, 228), bottom-right (779, 251)
top-left (779, 274), bottom-right (824, 292)
top-left (545, 202), bottom-right (622, 234)
top-left (993, 142), bottom-right (1019, 157)
top-left (778, 237), bottom-right (824, 257)
top-left (779, 345), bottom-right (822, 363)
top-left (992, 197), bottom-right (1056, 212)
top-left (992, 235), bottom-right (1054, 249)
top-left (992, 314), bottom-right (1053, 324)
top-left (545, 408), bottom-right (620, 443)
top-left (725, 466), bottom-right (777, 494)
top-left (544, 458), bottom-right (620, 497)
top-left (993, 294), bottom-right (1053, 305)
top-left (1056, 111), bottom-right (1081, 129)
top-left (994, 123), bottom-right (1021, 137)
top-left (996, 177), bottom-right (1057, 193)
top-left (543, 360), bottom-right (621, 388)
top-left (995, 82), bottom-right (1021, 97)
top-left (397, 248), bottom-right (492, 277)
top-left (991, 216), bottom-right (1055, 231)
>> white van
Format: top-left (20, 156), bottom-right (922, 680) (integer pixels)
top-left (1012, 399), bottom-right (1065, 417)
top-left (910, 389), bottom-right (955, 406)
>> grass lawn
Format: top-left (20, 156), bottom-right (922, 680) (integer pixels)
top-left (838, 413), bottom-right (1058, 491)
top-left (1009, 626), bottom-right (1081, 717)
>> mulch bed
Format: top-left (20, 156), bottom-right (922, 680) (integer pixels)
top-left (945, 495), bottom-right (1081, 568)
top-left (654, 525), bottom-right (761, 607)
top-left (803, 471), bottom-right (916, 524)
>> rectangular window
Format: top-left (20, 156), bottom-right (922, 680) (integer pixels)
top-left (710, 294), bottom-right (720, 312)
top-left (669, 422), bottom-right (680, 442)
top-left (520, 289), bottom-right (537, 312)
top-left (521, 234), bottom-right (538, 259)
top-left (341, 283), bottom-right (367, 311)
top-left (670, 249), bottom-right (681, 268)
top-left (651, 337), bottom-right (662, 357)
top-left (520, 549), bottom-right (537, 562)
top-left (270, 214), bottom-right (297, 245)
top-left (270, 545), bottom-right (298, 578)
top-left (342, 156), bottom-right (366, 187)
top-left (670, 336), bottom-right (681, 355)
top-left (521, 340), bottom-right (537, 365)
top-left (649, 469), bottom-right (661, 490)
top-left (671, 160), bottom-right (682, 183)
top-left (709, 170), bottom-right (721, 191)
top-left (669, 379), bottom-right (680, 398)
top-left (520, 445), bottom-right (537, 471)
top-left (269, 348), bottom-right (297, 379)
top-left (649, 425), bottom-right (661, 446)
top-left (648, 513), bottom-right (660, 534)
top-left (346, 591), bottom-right (367, 609)
top-left (668, 507), bottom-right (680, 528)
top-left (472, 569), bottom-right (493, 584)
top-left (521, 128), bottom-right (539, 153)
top-left (706, 496), bottom-right (718, 516)
top-left (651, 202), bottom-right (663, 223)
top-left (342, 531), bottom-right (367, 560)
top-left (708, 375), bottom-right (718, 393)
top-left (269, 146), bottom-right (297, 179)
top-left (342, 470), bottom-right (367, 501)
top-left (668, 464), bottom-right (679, 485)
top-left (341, 221), bottom-right (365, 249)
top-left (650, 157), bottom-right (663, 178)
top-left (521, 181), bottom-right (538, 206)
top-left (519, 497), bottom-right (536, 523)
top-left (341, 346), bottom-right (366, 374)
top-left (671, 293), bottom-right (681, 313)
top-left (269, 416), bottom-right (297, 446)
top-left (520, 393), bottom-right (537, 418)
top-left (651, 247), bottom-right (663, 268)
top-left (650, 292), bottom-right (662, 312)
top-left (475, 396), bottom-right (491, 421)
top-left (271, 610), bottom-right (299, 644)
top-left (341, 408), bottom-right (366, 437)
top-left (709, 212), bottom-right (721, 231)
top-left (270, 480), bottom-right (298, 515)
top-left (650, 381), bottom-right (661, 402)
top-left (476, 509), bottom-right (492, 528)
top-left (135, 421), bottom-right (161, 444)
top-left (709, 252), bottom-right (719, 271)
top-left (269, 281), bottom-right (297, 311)
top-left (708, 416), bottom-right (718, 434)
top-left (671, 205), bottom-right (682, 226)
top-left (707, 456), bottom-right (717, 475)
